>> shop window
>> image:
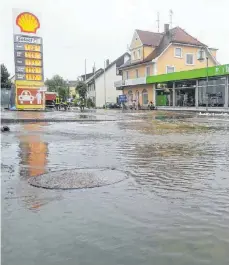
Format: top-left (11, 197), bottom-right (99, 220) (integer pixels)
top-left (142, 89), bottom-right (148, 105)
top-left (128, 90), bottom-right (133, 103)
top-left (228, 77), bottom-right (229, 107)
top-left (198, 77), bottom-right (226, 107)
top-left (175, 88), bottom-right (195, 107)
top-left (186, 54), bottom-right (194, 65)
top-left (156, 89), bottom-right (173, 106)
top-left (135, 90), bottom-right (139, 103)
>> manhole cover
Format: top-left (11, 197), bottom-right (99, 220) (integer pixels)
top-left (28, 168), bottom-right (127, 189)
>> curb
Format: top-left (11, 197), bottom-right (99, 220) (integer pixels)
top-left (1, 118), bottom-right (117, 124)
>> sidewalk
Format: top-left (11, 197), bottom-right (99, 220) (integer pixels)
top-left (156, 106), bottom-right (229, 113)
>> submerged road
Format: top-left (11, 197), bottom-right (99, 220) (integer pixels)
top-left (2, 110), bottom-right (229, 265)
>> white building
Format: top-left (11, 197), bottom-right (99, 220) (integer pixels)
top-left (86, 53), bottom-right (130, 107)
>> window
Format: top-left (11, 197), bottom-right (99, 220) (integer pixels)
top-left (128, 90), bottom-right (133, 103)
top-left (186, 53), bottom-right (194, 65)
top-left (135, 69), bottom-right (139, 78)
top-left (133, 51), bottom-right (136, 60)
top-left (166, 66), bottom-right (175, 73)
top-left (137, 49), bottom-right (141, 59)
top-left (126, 71), bottom-right (129, 80)
top-left (175, 47), bottom-right (182, 58)
top-left (146, 66), bottom-right (151, 76)
top-left (197, 49), bottom-right (205, 60)
top-left (142, 89), bottom-right (148, 105)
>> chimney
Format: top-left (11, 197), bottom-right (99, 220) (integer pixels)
top-left (92, 66), bottom-right (96, 73)
top-left (106, 59), bottom-right (109, 67)
top-left (164, 23), bottom-right (169, 34)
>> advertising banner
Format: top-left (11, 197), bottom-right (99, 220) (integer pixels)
top-left (16, 82), bottom-right (45, 109)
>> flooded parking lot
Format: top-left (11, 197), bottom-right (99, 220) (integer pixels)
top-left (1, 110), bottom-right (229, 265)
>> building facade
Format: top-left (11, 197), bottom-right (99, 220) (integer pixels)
top-left (87, 53), bottom-right (130, 107)
top-left (115, 24), bottom-right (219, 108)
top-left (149, 64), bottom-right (229, 109)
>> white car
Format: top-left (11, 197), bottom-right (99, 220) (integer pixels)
top-left (18, 90), bottom-right (34, 104)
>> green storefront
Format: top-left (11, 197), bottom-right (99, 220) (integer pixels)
top-left (147, 64), bottom-right (229, 108)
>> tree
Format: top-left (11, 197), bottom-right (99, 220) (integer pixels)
top-left (76, 81), bottom-right (87, 99)
top-left (45, 75), bottom-right (68, 100)
top-left (1, 64), bottom-right (11, 89)
top-left (76, 81), bottom-right (87, 111)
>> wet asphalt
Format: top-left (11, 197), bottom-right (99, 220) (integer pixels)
top-left (1, 110), bottom-right (229, 265)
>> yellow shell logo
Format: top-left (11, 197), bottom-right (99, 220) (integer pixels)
top-left (16, 12), bottom-right (40, 34)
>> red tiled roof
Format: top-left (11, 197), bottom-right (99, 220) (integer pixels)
top-left (136, 29), bottom-right (163, 46)
top-left (170, 27), bottom-right (205, 46)
top-left (120, 26), bottom-right (207, 69)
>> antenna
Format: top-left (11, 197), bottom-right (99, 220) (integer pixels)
top-left (156, 12), bottom-right (160, 33)
top-left (169, 9), bottom-right (173, 28)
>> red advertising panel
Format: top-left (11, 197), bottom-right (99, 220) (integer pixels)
top-left (16, 86), bottom-right (45, 109)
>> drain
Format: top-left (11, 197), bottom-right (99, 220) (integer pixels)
top-left (28, 168), bottom-right (127, 189)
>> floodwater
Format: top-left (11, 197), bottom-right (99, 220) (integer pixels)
top-left (1, 110), bottom-right (229, 265)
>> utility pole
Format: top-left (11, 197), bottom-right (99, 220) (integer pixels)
top-left (84, 59), bottom-right (87, 107)
top-left (169, 9), bottom-right (173, 28)
top-left (156, 12), bottom-right (160, 33)
top-left (93, 62), bottom-right (96, 107)
top-left (84, 59), bottom-right (87, 82)
top-left (104, 60), bottom-right (106, 108)
top-left (206, 57), bottom-right (209, 112)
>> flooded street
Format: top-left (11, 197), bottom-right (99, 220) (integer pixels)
top-left (1, 110), bottom-right (229, 265)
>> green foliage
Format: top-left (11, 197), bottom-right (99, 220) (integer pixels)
top-left (73, 98), bottom-right (79, 106)
top-left (76, 81), bottom-right (87, 100)
top-left (45, 75), bottom-right (68, 100)
top-left (1, 64), bottom-right (11, 89)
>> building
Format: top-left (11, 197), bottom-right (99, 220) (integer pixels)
top-left (150, 64), bottom-right (229, 109)
top-left (67, 80), bottom-right (79, 98)
top-left (86, 53), bottom-right (130, 107)
top-left (115, 24), bottom-right (219, 108)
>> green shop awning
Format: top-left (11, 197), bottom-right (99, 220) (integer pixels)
top-left (147, 64), bottom-right (229, 84)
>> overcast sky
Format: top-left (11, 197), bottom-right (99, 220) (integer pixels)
top-left (1, 0), bottom-right (228, 80)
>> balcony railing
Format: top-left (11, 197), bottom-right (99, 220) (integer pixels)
top-left (114, 77), bottom-right (146, 88)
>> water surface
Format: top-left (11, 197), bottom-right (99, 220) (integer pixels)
top-left (2, 111), bottom-right (229, 265)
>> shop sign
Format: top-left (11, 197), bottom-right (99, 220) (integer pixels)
top-left (13, 9), bottom-right (45, 110)
top-left (13, 9), bottom-right (44, 83)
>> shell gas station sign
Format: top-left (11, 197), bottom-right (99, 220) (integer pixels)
top-left (13, 9), bottom-right (45, 110)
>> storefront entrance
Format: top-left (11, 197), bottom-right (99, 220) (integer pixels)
top-left (175, 88), bottom-right (195, 107)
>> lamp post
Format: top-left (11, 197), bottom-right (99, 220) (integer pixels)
top-left (66, 79), bottom-right (70, 100)
top-left (198, 47), bottom-right (209, 112)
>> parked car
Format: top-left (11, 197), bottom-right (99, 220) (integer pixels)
top-left (103, 102), bottom-right (121, 109)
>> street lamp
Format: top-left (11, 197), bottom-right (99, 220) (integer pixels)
top-left (66, 79), bottom-right (70, 100)
top-left (198, 47), bottom-right (209, 112)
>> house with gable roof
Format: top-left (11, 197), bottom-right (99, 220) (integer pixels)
top-left (115, 24), bottom-right (219, 108)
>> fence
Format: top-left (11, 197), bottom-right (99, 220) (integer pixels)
top-left (1, 87), bottom-right (15, 109)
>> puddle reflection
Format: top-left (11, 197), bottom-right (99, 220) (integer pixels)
top-left (18, 119), bottom-right (48, 178)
